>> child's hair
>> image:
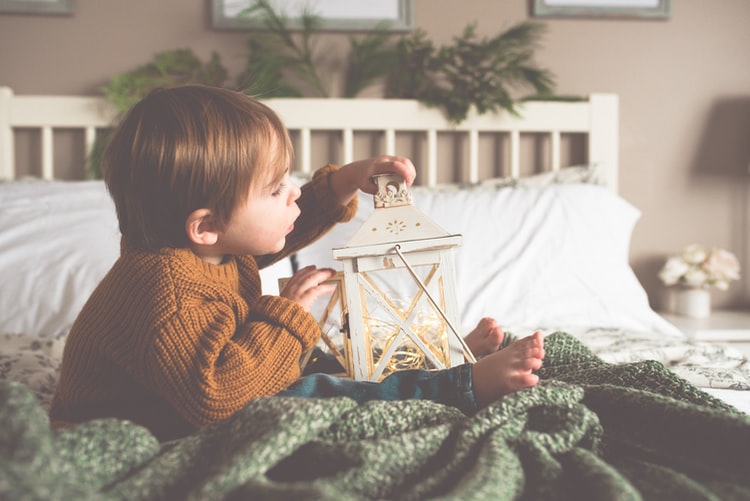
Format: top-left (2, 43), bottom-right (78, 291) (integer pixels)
top-left (102, 85), bottom-right (293, 250)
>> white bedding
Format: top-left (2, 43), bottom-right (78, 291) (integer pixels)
top-left (1, 172), bottom-right (748, 415)
top-left (571, 327), bottom-right (750, 413)
top-left (296, 172), bottom-right (681, 336)
top-left (0, 179), bottom-right (293, 337)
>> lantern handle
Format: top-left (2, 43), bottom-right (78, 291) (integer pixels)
top-left (392, 244), bottom-right (477, 364)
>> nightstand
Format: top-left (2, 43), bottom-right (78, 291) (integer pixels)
top-left (660, 310), bottom-right (750, 358)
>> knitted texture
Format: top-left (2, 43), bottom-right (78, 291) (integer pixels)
top-left (5, 333), bottom-right (750, 500)
top-left (49, 165), bottom-right (358, 441)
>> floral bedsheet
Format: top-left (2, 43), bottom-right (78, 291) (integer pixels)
top-left (1, 327), bottom-right (748, 414)
top-left (568, 327), bottom-right (750, 391)
top-left (0, 333), bottom-right (66, 411)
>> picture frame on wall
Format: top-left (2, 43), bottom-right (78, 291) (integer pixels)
top-left (532, 0), bottom-right (671, 19)
top-left (0, 0), bottom-right (73, 15)
top-left (212, 0), bottom-right (413, 31)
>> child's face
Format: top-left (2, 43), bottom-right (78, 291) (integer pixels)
top-left (214, 169), bottom-right (301, 260)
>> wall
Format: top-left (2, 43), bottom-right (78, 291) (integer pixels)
top-left (1, 0), bottom-right (749, 311)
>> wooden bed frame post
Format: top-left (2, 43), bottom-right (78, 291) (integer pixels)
top-left (0, 87), bottom-right (13, 181)
top-left (589, 93), bottom-right (619, 193)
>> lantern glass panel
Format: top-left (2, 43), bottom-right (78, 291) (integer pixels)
top-left (356, 261), bottom-right (452, 379)
top-left (280, 273), bottom-right (351, 377)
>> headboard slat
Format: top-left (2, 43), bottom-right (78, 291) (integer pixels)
top-left (385, 129), bottom-right (396, 155)
top-left (299, 128), bottom-right (312, 175)
top-left (426, 129), bottom-right (438, 186)
top-left (84, 126), bottom-right (97, 160)
top-left (510, 130), bottom-right (521, 178)
top-left (468, 129), bottom-right (479, 184)
top-left (550, 131), bottom-right (561, 172)
top-left (41, 126), bottom-right (53, 180)
top-left (342, 129), bottom-right (354, 165)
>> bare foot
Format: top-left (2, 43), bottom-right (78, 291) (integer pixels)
top-left (471, 331), bottom-right (545, 408)
top-left (464, 317), bottom-right (504, 358)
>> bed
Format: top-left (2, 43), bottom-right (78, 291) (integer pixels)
top-left (1, 86), bottom-right (749, 499)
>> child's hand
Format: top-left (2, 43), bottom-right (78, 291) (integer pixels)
top-left (279, 265), bottom-right (337, 312)
top-left (330, 155), bottom-right (416, 204)
top-left (342, 154), bottom-right (416, 194)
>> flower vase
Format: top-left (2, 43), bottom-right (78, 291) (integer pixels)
top-left (673, 287), bottom-right (711, 319)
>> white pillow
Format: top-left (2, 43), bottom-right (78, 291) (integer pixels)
top-left (0, 180), bottom-right (292, 337)
top-left (0, 180), bottom-right (121, 337)
top-left (294, 182), bottom-right (682, 337)
top-left (478, 163), bottom-right (608, 189)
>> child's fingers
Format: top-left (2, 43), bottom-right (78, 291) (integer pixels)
top-left (280, 266), bottom-right (337, 308)
top-left (298, 267), bottom-right (336, 289)
top-left (392, 156), bottom-right (416, 186)
top-left (372, 155), bottom-right (416, 186)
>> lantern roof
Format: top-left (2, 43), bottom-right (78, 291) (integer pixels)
top-left (333, 174), bottom-right (462, 260)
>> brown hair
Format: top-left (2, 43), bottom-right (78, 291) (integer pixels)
top-left (102, 85), bottom-right (293, 249)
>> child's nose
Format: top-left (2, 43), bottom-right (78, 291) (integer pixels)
top-left (289, 182), bottom-right (302, 203)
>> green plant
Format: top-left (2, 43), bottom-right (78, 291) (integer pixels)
top-left (236, 0), bottom-right (402, 99)
top-left (382, 30), bottom-right (436, 104)
top-left (343, 26), bottom-right (399, 98)
top-left (102, 48), bottom-right (228, 114)
top-left (235, 1), bottom-right (554, 122)
top-left (235, 0), bottom-right (328, 97)
top-left (385, 23), bottom-right (555, 123)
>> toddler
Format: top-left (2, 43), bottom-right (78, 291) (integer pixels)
top-left (49, 85), bottom-right (544, 441)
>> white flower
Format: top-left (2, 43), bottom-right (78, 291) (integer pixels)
top-left (681, 244), bottom-right (707, 265)
top-left (659, 244), bottom-right (741, 290)
top-left (704, 248), bottom-right (740, 282)
top-left (658, 257), bottom-right (689, 286)
top-left (714, 280), bottom-right (730, 291)
top-left (683, 267), bottom-right (708, 288)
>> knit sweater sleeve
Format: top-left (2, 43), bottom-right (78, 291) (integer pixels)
top-left (255, 164), bottom-right (358, 269)
top-left (146, 293), bottom-right (321, 428)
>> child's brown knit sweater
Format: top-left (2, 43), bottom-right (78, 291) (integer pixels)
top-left (49, 165), bottom-right (357, 441)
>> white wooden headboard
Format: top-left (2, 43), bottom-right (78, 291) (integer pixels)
top-left (0, 87), bottom-right (618, 191)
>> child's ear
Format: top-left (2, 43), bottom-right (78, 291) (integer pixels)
top-left (185, 208), bottom-right (219, 246)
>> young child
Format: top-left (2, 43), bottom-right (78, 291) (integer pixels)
top-left (49, 85), bottom-right (544, 441)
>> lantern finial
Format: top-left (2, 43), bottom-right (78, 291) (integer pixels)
top-left (373, 173), bottom-right (413, 208)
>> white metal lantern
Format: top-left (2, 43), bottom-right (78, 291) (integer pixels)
top-left (331, 173), bottom-right (475, 381)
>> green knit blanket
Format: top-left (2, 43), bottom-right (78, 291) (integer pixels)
top-left (2, 332), bottom-right (749, 500)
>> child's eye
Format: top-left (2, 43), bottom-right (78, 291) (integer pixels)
top-left (271, 183), bottom-right (287, 197)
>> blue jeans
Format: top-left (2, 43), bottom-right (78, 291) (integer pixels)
top-left (277, 356), bottom-right (478, 415)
